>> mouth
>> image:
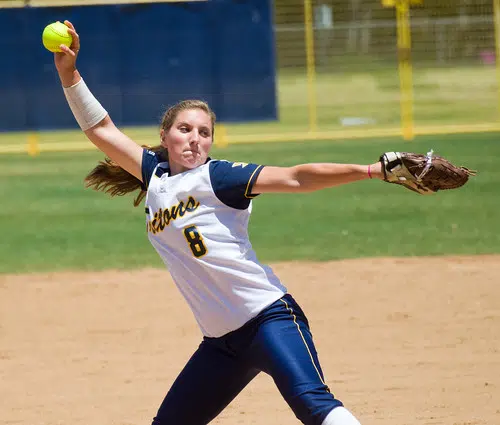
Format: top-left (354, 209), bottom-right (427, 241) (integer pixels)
top-left (183, 150), bottom-right (201, 161)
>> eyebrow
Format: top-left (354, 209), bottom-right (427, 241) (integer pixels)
top-left (178, 121), bottom-right (211, 132)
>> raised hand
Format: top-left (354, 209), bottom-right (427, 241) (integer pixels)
top-left (54, 20), bottom-right (81, 86)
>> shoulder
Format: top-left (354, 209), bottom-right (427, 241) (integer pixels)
top-left (209, 159), bottom-right (263, 177)
top-left (208, 159), bottom-right (265, 209)
top-left (141, 149), bottom-right (164, 189)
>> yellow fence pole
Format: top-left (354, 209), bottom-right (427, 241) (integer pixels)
top-left (494, 0), bottom-right (500, 120)
top-left (303, 0), bottom-right (318, 132)
top-left (27, 132), bottom-right (40, 156)
top-left (214, 124), bottom-right (228, 148)
top-left (383, 0), bottom-right (419, 140)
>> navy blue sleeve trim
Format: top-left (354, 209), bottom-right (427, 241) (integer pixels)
top-left (209, 161), bottom-right (264, 210)
top-left (244, 165), bottom-right (264, 199)
top-left (141, 149), bottom-right (159, 190)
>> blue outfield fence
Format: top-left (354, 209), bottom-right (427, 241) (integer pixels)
top-left (0, 0), bottom-right (277, 132)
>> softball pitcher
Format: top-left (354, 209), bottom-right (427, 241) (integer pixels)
top-left (53, 20), bottom-right (387, 425)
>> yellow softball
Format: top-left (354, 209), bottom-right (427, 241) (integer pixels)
top-left (42, 21), bottom-right (72, 53)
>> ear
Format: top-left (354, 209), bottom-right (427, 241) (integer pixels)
top-left (160, 129), bottom-right (166, 145)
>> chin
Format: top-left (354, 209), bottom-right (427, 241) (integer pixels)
top-left (183, 157), bottom-right (204, 168)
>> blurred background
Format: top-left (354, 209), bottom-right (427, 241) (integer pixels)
top-left (0, 0), bottom-right (498, 152)
top-left (0, 0), bottom-right (499, 273)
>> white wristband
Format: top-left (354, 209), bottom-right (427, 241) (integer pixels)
top-left (63, 78), bottom-right (108, 131)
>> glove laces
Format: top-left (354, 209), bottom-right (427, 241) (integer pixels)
top-left (416, 149), bottom-right (434, 181)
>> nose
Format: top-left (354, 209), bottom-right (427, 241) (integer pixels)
top-left (189, 130), bottom-right (200, 143)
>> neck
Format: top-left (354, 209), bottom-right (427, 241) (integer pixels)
top-left (169, 162), bottom-right (195, 176)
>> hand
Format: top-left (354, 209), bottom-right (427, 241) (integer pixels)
top-left (379, 151), bottom-right (476, 194)
top-left (54, 20), bottom-right (81, 86)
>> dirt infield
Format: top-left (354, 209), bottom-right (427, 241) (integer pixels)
top-left (1, 256), bottom-right (499, 425)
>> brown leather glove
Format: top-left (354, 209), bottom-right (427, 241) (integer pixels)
top-left (380, 150), bottom-right (476, 194)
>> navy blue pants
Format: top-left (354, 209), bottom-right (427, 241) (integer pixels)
top-left (152, 294), bottom-right (343, 425)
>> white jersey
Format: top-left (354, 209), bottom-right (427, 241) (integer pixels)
top-left (142, 150), bottom-right (287, 337)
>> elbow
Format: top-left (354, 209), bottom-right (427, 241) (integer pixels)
top-left (285, 179), bottom-right (320, 193)
top-left (84, 115), bottom-right (112, 135)
top-left (292, 182), bottom-right (316, 193)
top-left (290, 166), bottom-right (322, 193)
top-left (93, 114), bottom-right (112, 129)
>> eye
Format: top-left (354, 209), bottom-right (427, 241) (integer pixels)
top-left (200, 128), bottom-right (211, 138)
top-left (179, 126), bottom-right (189, 133)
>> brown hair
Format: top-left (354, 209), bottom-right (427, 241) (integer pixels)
top-left (84, 100), bottom-right (216, 207)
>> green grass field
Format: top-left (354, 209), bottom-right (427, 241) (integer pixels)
top-left (0, 131), bottom-right (498, 274)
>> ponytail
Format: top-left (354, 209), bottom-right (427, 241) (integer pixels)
top-left (84, 145), bottom-right (168, 207)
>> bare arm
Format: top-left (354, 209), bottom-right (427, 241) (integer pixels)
top-left (252, 161), bottom-right (384, 194)
top-left (82, 116), bottom-right (143, 181)
top-left (56, 21), bottom-right (143, 181)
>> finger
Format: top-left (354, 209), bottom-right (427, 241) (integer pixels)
top-left (67, 28), bottom-right (80, 51)
top-left (59, 44), bottom-right (75, 57)
top-left (64, 20), bottom-right (75, 31)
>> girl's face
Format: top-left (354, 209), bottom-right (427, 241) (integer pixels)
top-left (161, 108), bottom-right (213, 175)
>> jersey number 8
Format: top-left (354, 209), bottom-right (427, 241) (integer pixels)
top-left (183, 225), bottom-right (207, 258)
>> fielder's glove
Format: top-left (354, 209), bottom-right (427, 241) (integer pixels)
top-left (380, 150), bottom-right (476, 194)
